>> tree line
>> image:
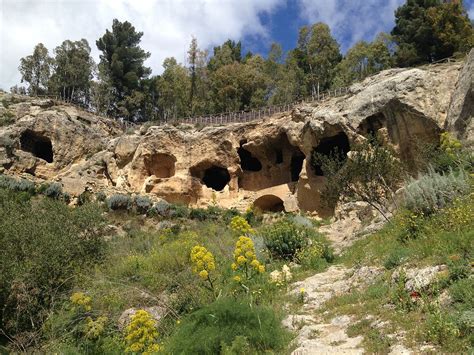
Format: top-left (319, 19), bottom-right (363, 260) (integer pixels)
top-left (13, 0), bottom-right (473, 122)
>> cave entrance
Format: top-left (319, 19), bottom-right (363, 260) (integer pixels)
top-left (290, 151), bottom-right (305, 181)
top-left (254, 194), bottom-right (285, 212)
top-left (358, 112), bottom-right (386, 137)
top-left (238, 142), bottom-right (262, 172)
top-left (20, 130), bottom-right (53, 163)
top-left (202, 166), bottom-right (230, 191)
top-left (311, 132), bottom-right (350, 176)
top-left (190, 164), bottom-right (231, 191)
top-left (145, 153), bottom-right (176, 178)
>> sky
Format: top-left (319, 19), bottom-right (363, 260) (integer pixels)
top-left (1, 0), bottom-right (473, 90)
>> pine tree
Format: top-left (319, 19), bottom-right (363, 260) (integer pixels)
top-left (96, 19), bottom-right (151, 120)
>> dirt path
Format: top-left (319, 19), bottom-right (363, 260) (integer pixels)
top-left (283, 265), bottom-right (413, 355)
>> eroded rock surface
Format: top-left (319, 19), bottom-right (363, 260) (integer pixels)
top-left (1, 57), bottom-right (471, 215)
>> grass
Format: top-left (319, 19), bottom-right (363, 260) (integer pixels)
top-left (319, 194), bottom-right (474, 353)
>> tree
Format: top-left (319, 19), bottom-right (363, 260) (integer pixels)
top-left (187, 37), bottom-right (209, 115)
top-left (96, 19), bottom-right (151, 120)
top-left (208, 39), bottom-right (242, 71)
top-left (392, 0), bottom-right (474, 66)
top-left (48, 39), bottom-right (95, 103)
top-left (18, 43), bottom-right (53, 95)
top-left (210, 55), bottom-right (268, 113)
top-left (295, 23), bottom-right (341, 95)
top-left (426, 1), bottom-right (474, 58)
top-left (157, 57), bottom-right (190, 120)
top-left (332, 33), bottom-right (394, 87)
top-left (312, 138), bottom-right (404, 221)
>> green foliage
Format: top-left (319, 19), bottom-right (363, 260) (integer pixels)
top-left (261, 218), bottom-right (312, 260)
top-left (96, 19), bottom-right (151, 120)
top-left (165, 297), bottom-right (290, 354)
top-left (346, 319), bottom-right (392, 354)
top-left (313, 138), bottom-right (403, 220)
top-left (0, 110), bottom-right (15, 126)
top-left (48, 39), bottom-right (94, 102)
top-left (424, 307), bottom-right (460, 347)
top-left (383, 247), bottom-right (410, 270)
top-left (133, 195), bottom-right (152, 214)
top-left (123, 310), bottom-right (160, 353)
top-left (19, 43), bottom-right (53, 95)
top-left (392, 0), bottom-right (474, 66)
top-left (333, 33), bottom-right (394, 87)
top-left (0, 188), bottom-right (105, 349)
top-left (106, 194), bottom-right (132, 211)
top-left (0, 175), bottom-right (35, 193)
top-left (149, 199), bottom-right (170, 217)
top-left (403, 168), bottom-right (470, 215)
top-left (43, 182), bottom-right (64, 199)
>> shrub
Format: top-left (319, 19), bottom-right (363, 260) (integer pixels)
top-left (0, 175), bottom-right (35, 193)
top-left (149, 199), bottom-right (170, 217)
top-left (123, 310), bottom-right (160, 354)
top-left (77, 191), bottom-right (92, 206)
top-left (134, 195), bottom-right (152, 214)
top-left (229, 215), bottom-right (254, 235)
top-left (95, 191), bottom-right (107, 202)
top-left (296, 241), bottom-right (334, 270)
top-left (231, 236), bottom-right (265, 282)
top-left (0, 189), bottom-right (105, 348)
top-left (424, 307), bottom-right (460, 346)
top-left (190, 245), bottom-right (216, 290)
top-left (43, 182), bottom-right (64, 199)
top-left (106, 194), bottom-right (132, 211)
top-left (383, 247), bottom-right (410, 270)
top-left (0, 110), bottom-right (15, 126)
top-left (261, 219), bottom-right (311, 260)
top-left (403, 168), bottom-right (470, 215)
top-left (169, 204), bottom-right (189, 218)
top-left (165, 298), bottom-right (290, 354)
top-left (312, 138), bottom-right (403, 220)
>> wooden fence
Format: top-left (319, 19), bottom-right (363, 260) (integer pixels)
top-left (26, 55), bottom-right (458, 130)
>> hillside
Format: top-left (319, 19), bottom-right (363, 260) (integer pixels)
top-left (0, 51), bottom-right (473, 354)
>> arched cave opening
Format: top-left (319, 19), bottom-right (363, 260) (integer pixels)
top-left (290, 151), bottom-right (305, 181)
top-left (238, 142), bottom-right (262, 172)
top-left (145, 153), bottom-right (176, 178)
top-left (200, 166), bottom-right (231, 191)
top-left (311, 132), bottom-right (350, 176)
top-left (358, 112), bottom-right (386, 137)
top-left (253, 194), bottom-right (285, 212)
top-left (20, 130), bottom-right (54, 163)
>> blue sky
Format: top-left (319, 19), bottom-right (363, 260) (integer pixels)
top-left (1, 0), bottom-right (473, 89)
top-left (244, 0), bottom-right (474, 57)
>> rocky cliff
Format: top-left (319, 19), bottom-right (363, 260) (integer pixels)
top-left (1, 50), bottom-right (472, 216)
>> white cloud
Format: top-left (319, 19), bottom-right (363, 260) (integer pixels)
top-left (0, 0), bottom-right (284, 90)
top-left (296, 0), bottom-right (405, 51)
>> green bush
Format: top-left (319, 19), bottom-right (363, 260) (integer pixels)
top-left (403, 168), bottom-right (470, 215)
top-left (261, 218), bottom-right (311, 260)
top-left (0, 175), bottom-right (35, 193)
top-left (165, 297), bottom-right (290, 354)
top-left (169, 203), bottom-right (189, 218)
top-left (134, 195), bottom-right (152, 214)
top-left (383, 247), bottom-right (410, 270)
top-left (95, 191), bottom-right (107, 202)
top-left (0, 188), bottom-right (105, 349)
top-left (106, 194), bottom-right (132, 211)
top-left (149, 199), bottom-right (170, 217)
top-left (43, 182), bottom-right (64, 199)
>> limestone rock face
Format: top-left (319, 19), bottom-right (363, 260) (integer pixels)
top-left (0, 57), bottom-right (471, 215)
top-left (446, 48), bottom-right (474, 146)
